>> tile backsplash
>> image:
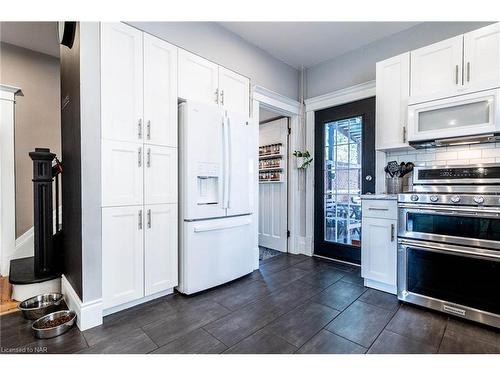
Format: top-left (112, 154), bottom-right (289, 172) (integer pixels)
top-left (386, 142), bottom-right (500, 167)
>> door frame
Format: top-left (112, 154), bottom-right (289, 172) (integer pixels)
top-left (304, 81), bottom-right (377, 262)
top-left (252, 86), bottom-right (302, 268)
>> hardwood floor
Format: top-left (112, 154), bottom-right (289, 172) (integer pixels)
top-left (1, 253), bottom-right (499, 354)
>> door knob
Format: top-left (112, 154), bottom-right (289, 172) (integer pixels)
top-left (365, 175), bottom-right (373, 181)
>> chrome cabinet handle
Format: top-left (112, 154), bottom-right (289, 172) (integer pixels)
top-left (221, 89), bottom-right (225, 106)
top-left (467, 62), bottom-right (470, 82)
top-left (147, 120), bottom-right (151, 140)
top-left (391, 223), bottom-right (395, 242)
top-left (403, 126), bottom-right (407, 143)
top-left (215, 88), bottom-right (219, 104)
top-left (147, 209), bottom-right (151, 229)
top-left (147, 148), bottom-right (151, 168)
top-left (368, 207), bottom-right (388, 211)
top-left (138, 147), bottom-right (142, 167)
top-left (455, 65), bottom-right (459, 85)
top-left (138, 209), bottom-right (143, 230)
top-left (138, 119), bottom-right (142, 139)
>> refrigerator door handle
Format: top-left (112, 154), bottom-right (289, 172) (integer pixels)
top-left (227, 117), bottom-right (232, 208)
top-left (222, 115), bottom-right (230, 209)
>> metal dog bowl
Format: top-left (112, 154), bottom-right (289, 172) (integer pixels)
top-left (32, 310), bottom-right (76, 339)
top-left (19, 293), bottom-right (64, 320)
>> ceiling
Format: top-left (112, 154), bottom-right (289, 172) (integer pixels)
top-left (219, 22), bottom-right (420, 68)
top-left (0, 22), bottom-right (59, 57)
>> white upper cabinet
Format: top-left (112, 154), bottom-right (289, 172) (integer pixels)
top-left (143, 34), bottom-right (178, 147)
top-left (376, 52), bottom-right (410, 151)
top-left (102, 140), bottom-right (144, 207)
top-left (101, 22), bottom-right (144, 143)
top-left (178, 49), bottom-right (219, 104)
top-left (144, 145), bottom-right (178, 205)
top-left (218, 66), bottom-right (250, 115)
top-left (144, 204), bottom-right (178, 296)
top-left (410, 35), bottom-right (464, 102)
top-left (463, 23), bottom-right (500, 92)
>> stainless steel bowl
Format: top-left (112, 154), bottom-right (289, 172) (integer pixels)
top-left (32, 310), bottom-right (76, 339)
top-left (19, 293), bottom-right (64, 320)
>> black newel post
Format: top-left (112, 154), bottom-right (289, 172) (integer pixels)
top-left (29, 148), bottom-right (57, 277)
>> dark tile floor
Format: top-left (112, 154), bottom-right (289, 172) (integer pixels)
top-left (1, 253), bottom-right (499, 354)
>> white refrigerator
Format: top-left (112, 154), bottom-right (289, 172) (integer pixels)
top-left (178, 101), bottom-right (257, 294)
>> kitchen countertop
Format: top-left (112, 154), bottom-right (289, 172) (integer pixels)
top-left (360, 194), bottom-right (398, 200)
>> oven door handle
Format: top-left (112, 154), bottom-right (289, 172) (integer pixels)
top-left (398, 204), bottom-right (500, 218)
top-left (398, 239), bottom-right (500, 260)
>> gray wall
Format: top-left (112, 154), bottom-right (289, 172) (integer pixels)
top-left (306, 22), bottom-right (493, 98)
top-left (0, 42), bottom-right (61, 237)
top-left (127, 22), bottom-right (300, 100)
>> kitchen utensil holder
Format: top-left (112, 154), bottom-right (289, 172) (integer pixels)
top-left (386, 177), bottom-right (403, 194)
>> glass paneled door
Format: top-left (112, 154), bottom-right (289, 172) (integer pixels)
top-left (314, 97), bottom-right (375, 264)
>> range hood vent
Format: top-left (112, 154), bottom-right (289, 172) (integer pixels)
top-left (409, 133), bottom-right (500, 149)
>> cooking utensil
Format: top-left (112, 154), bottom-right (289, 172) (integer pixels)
top-left (19, 293), bottom-right (64, 320)
top-left (31, 310), bottom-right (76, 339)
top-left (386, 161), bottom-right (399, 178)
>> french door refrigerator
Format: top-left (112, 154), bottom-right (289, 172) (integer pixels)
top-left (178, 101), bottom-right (257, 294)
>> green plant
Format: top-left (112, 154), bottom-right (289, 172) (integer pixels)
top-left (293, 150), bottom-right (313, 170)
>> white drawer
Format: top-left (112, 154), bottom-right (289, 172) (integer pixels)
top-left (362, 199), bottom-right (397, 220)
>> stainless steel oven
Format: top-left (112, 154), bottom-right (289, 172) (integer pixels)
top-left (398, 164), bottom-right (500, 328)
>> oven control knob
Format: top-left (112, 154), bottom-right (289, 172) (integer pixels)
top-left (429, 195), bottom-right (439, 202)
top-left (410, 194), bottom-right (419, 202)
top-left (450, 195), bottom-right (461, 203)
top-left (473, 196), bottom-right (485, 204)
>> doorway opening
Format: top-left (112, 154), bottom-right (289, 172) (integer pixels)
top-left (313, 97), bottom-right (375, 264)
top-left (258, 107), bottom-right (290, 262)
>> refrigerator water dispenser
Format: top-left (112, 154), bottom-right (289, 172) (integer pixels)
top-left (197, 176), bottom-right (218, 205)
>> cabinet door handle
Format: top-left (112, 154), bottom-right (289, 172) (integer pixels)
top-left (403, 126), bottom-right (407, 143)
top-left (147, 209), bottom-right (151, 229)
top-left (467, 62), bottom-right (470, 82)
top-left (221, 89), bottom-right (225, 106)
top-left (138, 209), bottom-right (143, 230)
top-left (147, 120), bottom-right (151, 140)
top-left (147, 148), bottom-right (151, 168)
top-left (391, 223), bottom-right (395, 242)
top-left (215, 88), bottom-right (219, 104)
top-left (138, 147), bottom-right (142, 167)
top-left (138, 119), bottom-right (142, 139)
top-left (455, 65), bottom-right (459, 85)
top-left (368, 207), bottom-right (389, 211)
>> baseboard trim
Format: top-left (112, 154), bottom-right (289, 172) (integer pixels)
top-left (364, 279), bottom-right (397, 295)
top-left (102, 288), bottom-right (173, 317)
top-left (61, 275), bottom-right (102, 331)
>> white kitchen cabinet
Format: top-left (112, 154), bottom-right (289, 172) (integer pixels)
top-left (463, 23), bottom-right (500, 92)
top-left (361, 198), bottom-right (397, 294)
top-left (144, 34), bottom-right (178, 147)
top-left (375, 52), bottom-right (410, 151)
top-left (178, 49), bottom-right (219, 105)
top-left (101, 22), bottom-right (144, 143)
top-left (102, 140), bottom-right (144, 207)
top-left (144, 204), bottom-right (178, 296)
top-left (410, 35), bottom-right (464, 102)
top-left (144, 145), bottom-right (178, 205)
top-left (102, 205), bottom-right (144, 309)
top-left (219, 66), bottom-right (250, 115)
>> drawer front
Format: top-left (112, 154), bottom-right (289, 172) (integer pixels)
top-left (362, 199), bottom-right (397, 220)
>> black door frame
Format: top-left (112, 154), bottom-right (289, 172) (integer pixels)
top-left (314, 97), bottom-right (376, 264)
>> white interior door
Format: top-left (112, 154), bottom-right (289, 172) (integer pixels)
top-left (226, 110), bottom-right (256, 217)
top-left (144, 34), bottom-right (178, 147)
top-left (464, 22), bottom-right (500, 92)
top-left (178, 49), bottom-right (219, 105)
top-left (102, 205), bottom-right (144, 309)
top-left (102, 140), bottom-right (143, 207)
top-left (258, 118), bottom-right (288, 252)
top-left (145, 204), bottom-right (178, 295)
top-left (219, 66), bottom-right (250, 115)
top-left (410, 35), bottom-right (463, 101)
top-left (101, 22), bottom-right (144, 143)
top-left (144, 145), bottom-right (177, 205)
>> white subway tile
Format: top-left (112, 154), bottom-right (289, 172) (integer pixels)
top-left (469, 158), bottom-right (495, 164)
top-left (447, 159), bottom-right (469, 165)
top-left (435, 152), bottom-right (458, 161)
top-left (457, 149), bottom-right (482, 159)
top-left (481, 148), bottom-right (500, 158)
top-left (426, 161), bottom-right (445, 166)
top-left (416, 153), bottom-right (435, 161)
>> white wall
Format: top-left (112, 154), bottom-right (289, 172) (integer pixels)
top-left (127, 22), bottom-right (299, 100)
top-left (306, 22), bottom-right (493, 99)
